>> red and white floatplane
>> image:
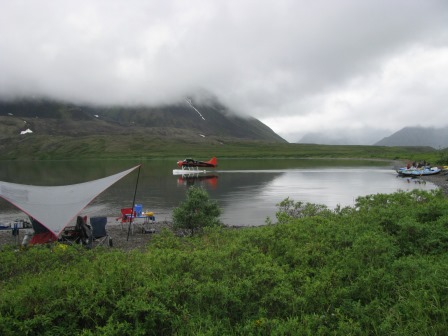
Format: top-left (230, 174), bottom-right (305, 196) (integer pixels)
top-left (172, 157), bottom-right (217, 175)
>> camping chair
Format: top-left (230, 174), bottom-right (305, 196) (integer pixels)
top-left (118, 208), bottom-right (134, 224)
top-left (117, 207), bottom-right (139, 234)
top-left (29, 217), bottom-right (58, 245)
top-left (90, 217), bottom-right (112, 247)
top-left (61, 225), bottom-right (83, 244)
top-left (61, 216), bottom-right (91, 246)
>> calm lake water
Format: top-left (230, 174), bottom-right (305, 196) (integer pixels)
top-left (0, 159), bottom-right (438, 226)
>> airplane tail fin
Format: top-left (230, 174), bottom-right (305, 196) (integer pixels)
top-left (207, 157), bottom-right (217, 167)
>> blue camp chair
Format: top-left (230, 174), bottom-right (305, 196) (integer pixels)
top-left (90, 217), bottom-right (112, 247)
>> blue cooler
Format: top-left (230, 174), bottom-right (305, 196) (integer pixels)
top-left (134, 204), bottom-right (143, 217)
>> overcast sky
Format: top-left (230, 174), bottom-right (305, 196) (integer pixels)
top-left (1, 0), bottom-right (447, 142)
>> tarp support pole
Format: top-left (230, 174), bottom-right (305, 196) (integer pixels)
top-left (127, 165), bottom-right (141, 241)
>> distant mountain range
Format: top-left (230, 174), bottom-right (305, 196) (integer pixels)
top-left (298, 129), bottom-right (388, 146)
top-left (298, 126), bottom-right (448, 149)
top-left (374, 126), bottom-right (448, 149)
top-left (3, 98), bottom-right (447, 150)
top-left (0, 98), bottom-right (286, 143)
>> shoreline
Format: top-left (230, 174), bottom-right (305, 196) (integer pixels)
top-left (417, 171), bottom-right (448, 195)
top-left (2, 171), bottom-right (448, 251)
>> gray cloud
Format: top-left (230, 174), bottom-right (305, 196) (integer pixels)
top-left (1, 0), bottom-right (448, 142)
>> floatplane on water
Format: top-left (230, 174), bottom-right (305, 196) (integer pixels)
top-left (172, 157), bottom-right (217, 175)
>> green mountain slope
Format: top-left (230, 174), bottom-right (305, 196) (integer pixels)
top-left (0, 98), bottom-right (286, 142)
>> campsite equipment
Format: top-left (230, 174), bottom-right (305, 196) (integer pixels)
top-left (0, 165), bottom-right (141, 245)
top-left (90, 216), bottom-right (112, 247)
top-left (134, 204), bottom-right (143, 216)
top-left (117, 206), bottom-right (156, 234)
top-left (59, 216), bottom-right (91, 246)
top-left (29, 217), bottom-right (58, 245)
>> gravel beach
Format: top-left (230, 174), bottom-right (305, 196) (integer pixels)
top-left (418, 171), bottom-right (448, 194)
top-left (0, 218), bottom-right (174, 252)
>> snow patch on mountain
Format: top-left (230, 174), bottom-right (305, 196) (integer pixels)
top-left (186, 98), bottom-right (205, 120)
top-left (20, 128), bottom-right (33, 135)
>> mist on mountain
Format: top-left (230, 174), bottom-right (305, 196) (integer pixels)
top-left (296, 128), bottom-right (390, 145)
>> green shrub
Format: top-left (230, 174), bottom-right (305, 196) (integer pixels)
top-left (1, 190), bottom-right (448, 334)
top-left (172, 186), bottom-right (222, 235)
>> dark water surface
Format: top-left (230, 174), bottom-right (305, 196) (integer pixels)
top-left (0, 159), bottom-right (438, 226)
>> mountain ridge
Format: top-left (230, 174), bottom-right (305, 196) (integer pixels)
top-left (374, 126), bottom-right (448, 149)
top-left (297, 126), bottom-right (448, 149)
top-left (0, 98), bottom-right (286, 143)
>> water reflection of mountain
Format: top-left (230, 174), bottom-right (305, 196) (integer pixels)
top-left (207, 172), bottom-right (285, 226)
top-left (205, 171), bottom-right (283, 202)
top-left (0, 160), bottom-right (140, 185)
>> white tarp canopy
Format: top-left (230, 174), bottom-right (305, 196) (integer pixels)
top-left (0, 165), bottom-right (140, 236)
